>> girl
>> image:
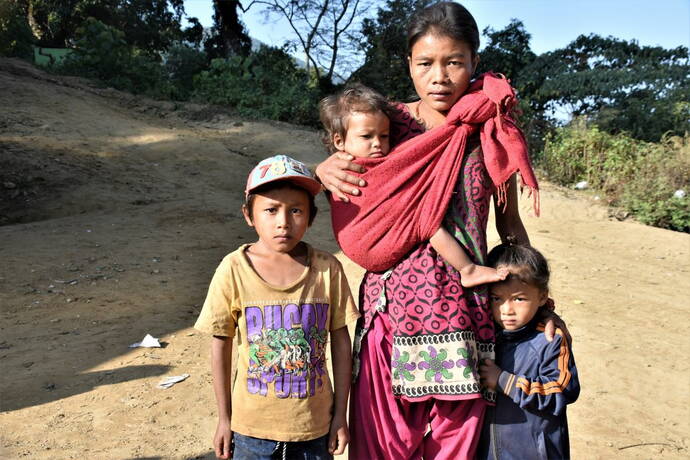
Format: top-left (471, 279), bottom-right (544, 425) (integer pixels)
top-left (478, 241), bottom-right (580, 459)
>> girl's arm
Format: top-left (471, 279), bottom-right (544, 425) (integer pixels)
top-left (328, 326), bottom-right (352, 455)
top-left (430, 227), bottom-right (507, 287)
top-left (314, 152), bottom-right (367, 202)
top-left (494, 174), bottom-right (530, 246)
top-left (479, 332), bottom-right (580, 416)
top-left (211, 336), bottom-right (234, 460)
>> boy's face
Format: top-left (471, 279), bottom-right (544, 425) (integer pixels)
top-left (334, 111), bottom-right (390, 158)
top-left (243, 185), bottom-right (311, 254)
top-left (489, 277), bottom-right (547, 331)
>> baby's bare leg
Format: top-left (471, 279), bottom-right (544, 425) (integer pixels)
top-left (430, 228), bottom-right (508, 288)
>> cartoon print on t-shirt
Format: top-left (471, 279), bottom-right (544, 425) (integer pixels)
top-left (245, 302), bottom-right (330, 398)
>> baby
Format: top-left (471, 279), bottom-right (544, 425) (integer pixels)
top-left (319, 84), bottom-right (506, 287)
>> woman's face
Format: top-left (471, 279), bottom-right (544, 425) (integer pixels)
top-left (408, 33), bottom-right (478, 116)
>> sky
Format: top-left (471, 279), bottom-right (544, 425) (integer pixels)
top-left (182, 0), bottom-right (690, 59)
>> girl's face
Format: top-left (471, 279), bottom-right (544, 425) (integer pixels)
top-left (408, 33), bottom-right (478, 116)
top-left (334, 111), bottom-right (390, 158)
top-left (489, 276), bottom-right (548, 331)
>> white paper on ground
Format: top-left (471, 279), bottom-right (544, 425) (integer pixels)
top-left (157, 373), bottom-right (190, 389)
top-left (129, 334), bottom-right (161, 348)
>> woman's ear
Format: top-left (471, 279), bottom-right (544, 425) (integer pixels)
top-left (472, 54), bottom-right (480, 75)
top-left (333, 133), bottom-right (345, 152)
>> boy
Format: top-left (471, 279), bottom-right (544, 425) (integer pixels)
top-left (319, 83), bottom-right (507, 287)
top-left (478, 242), bottom-right (580, 459)
top-left (195, 155), bottom-right (359, 459)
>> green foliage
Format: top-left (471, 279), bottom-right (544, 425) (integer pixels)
top-left (542, 121), bottom-right (690, 232)
top-left (531, 35), bottom-right (690, 142)
top-left (193, 46), bottom-right (323, 126)
top-left (26, 0), bottom-right (194, 53)
top-left (59, 18), bottom-right (173, 98)
top-left (164, 43), bottom-right (208, 100)
top-left (348, 0), bottom-right (434, 100)
top-left (0, 1), bottom-right (34, 58)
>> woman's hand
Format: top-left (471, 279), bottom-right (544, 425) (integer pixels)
top-left (315, 152), bottom-right (367, 202)
top-left (539, 307), bottom-right (572, 344)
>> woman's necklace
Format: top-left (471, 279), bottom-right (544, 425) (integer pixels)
top-left (413, 100), bottom-right (431, 131)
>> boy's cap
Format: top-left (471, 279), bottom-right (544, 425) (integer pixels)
top-left (245, 155), bottom-right (322, 197)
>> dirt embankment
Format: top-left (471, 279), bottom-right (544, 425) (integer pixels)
top-left (1, 58), bottom-right (688, 459)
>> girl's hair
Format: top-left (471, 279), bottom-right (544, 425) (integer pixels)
top-left (407, 2), bottom-right (480, 56)
top-left (319, 83), bottom-right (394, 153)
top-left (487, 238), bottom-right (550, 293)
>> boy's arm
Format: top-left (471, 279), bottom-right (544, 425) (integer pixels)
top-left (496, 333), bottom-right (580, 416)
top-left (211, 336), bottom-right (234, 459)
top-left (429, 227), bottom-right (474, 272)
top-left (328, 326), bottom-right (352, 455)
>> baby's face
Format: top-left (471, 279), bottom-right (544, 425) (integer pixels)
top-left (335, 111), bottom-right (390, 158)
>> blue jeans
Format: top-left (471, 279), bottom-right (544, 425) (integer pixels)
top-left (232, 433), bottom-right (331, 460)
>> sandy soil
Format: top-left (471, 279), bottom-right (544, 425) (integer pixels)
top-left (1, 58), bottom-right (688, 460)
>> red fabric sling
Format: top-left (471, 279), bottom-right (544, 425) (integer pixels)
top-left (330, 73), bottom-right (539, 272)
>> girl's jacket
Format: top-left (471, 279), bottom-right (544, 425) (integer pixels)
top-left (478, 319), bottom-right (580, 460)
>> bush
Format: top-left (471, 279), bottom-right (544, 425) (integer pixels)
top-left (59, 18), bottom-right (173, 98)
top-left (164, 43), bottom-right (208, 100)
top-left (193, 46), bottom-right (322, 126)
top-left (0, 1), bottom-right (34, 59)
top-left (541, 120), bottom-right (690, 232)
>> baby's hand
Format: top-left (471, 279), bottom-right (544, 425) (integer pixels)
top-left (479, 358), bottom-right (502, 391)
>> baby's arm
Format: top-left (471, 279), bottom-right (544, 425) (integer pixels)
top-left (480, 332), bottom-right (580, 416)
top-left (211, 336), bottom-right (234, 459)
top-left (329, 326), bottom-right (352, 455)
top-left (430, 227), bottom-right (508, 288)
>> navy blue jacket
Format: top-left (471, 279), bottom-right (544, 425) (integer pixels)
top-left (478, 319), bottom-right (580, 460)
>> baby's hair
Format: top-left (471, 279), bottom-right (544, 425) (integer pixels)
top-left (319, 83), bottom-right (395, 154)
top-left (245, 181), bottom-right (318, 226)
top-left (487, 237), bottom-right (550, 293)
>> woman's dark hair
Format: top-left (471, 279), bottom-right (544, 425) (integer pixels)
top-left (487, 238), bottom-right (550, 293)
top-left (319, 83), bottom-right (394, 153)
top-left (245, 181), bottom-right (318, 226)
top-left (407, 2), bottom-right (480, 56)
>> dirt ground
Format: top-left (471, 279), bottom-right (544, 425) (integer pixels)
top-left (1, 58), bottom-right (688, 460)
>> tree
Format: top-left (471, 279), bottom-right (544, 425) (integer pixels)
top-left (0, 1), bottom-right (34, 58)
top-left (348, 0), bottom-right (433, 100)
top-left (532, 35), bottom-right (690, 142)
top-left (205, 0), bottom-right (252, 59)
top-left (243, 0), bottom-right (370, 83)
top-left (19, 0), bottom-right (200, 55)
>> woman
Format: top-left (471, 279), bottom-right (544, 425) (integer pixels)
top-left (317, 3), bottom-right (551, 458)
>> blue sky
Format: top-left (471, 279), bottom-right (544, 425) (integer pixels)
top-left (183, 0), bottom-right (690, 55)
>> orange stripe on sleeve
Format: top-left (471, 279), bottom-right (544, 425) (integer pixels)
top-left (516, 330), bottom-right (572, 396)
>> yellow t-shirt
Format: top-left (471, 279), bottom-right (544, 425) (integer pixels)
top-left (194, 243), bottom-right (359, 442)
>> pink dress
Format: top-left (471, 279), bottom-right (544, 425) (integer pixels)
top-left (349, 104), bottom-right (496, 459)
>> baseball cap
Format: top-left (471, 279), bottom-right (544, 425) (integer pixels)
top-left (245, 155), bottom-right (322, 197)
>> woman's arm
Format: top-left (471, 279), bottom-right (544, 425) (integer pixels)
top-left (494, 174), bottom-right (530, 246)
top-left (314, 152), bottom-right (367, 202)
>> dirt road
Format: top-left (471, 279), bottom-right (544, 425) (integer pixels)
top-left (1, 59), bottom-right (688, 459)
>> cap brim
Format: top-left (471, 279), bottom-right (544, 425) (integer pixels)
top-left (246, 175), bottom-right (322, 197)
